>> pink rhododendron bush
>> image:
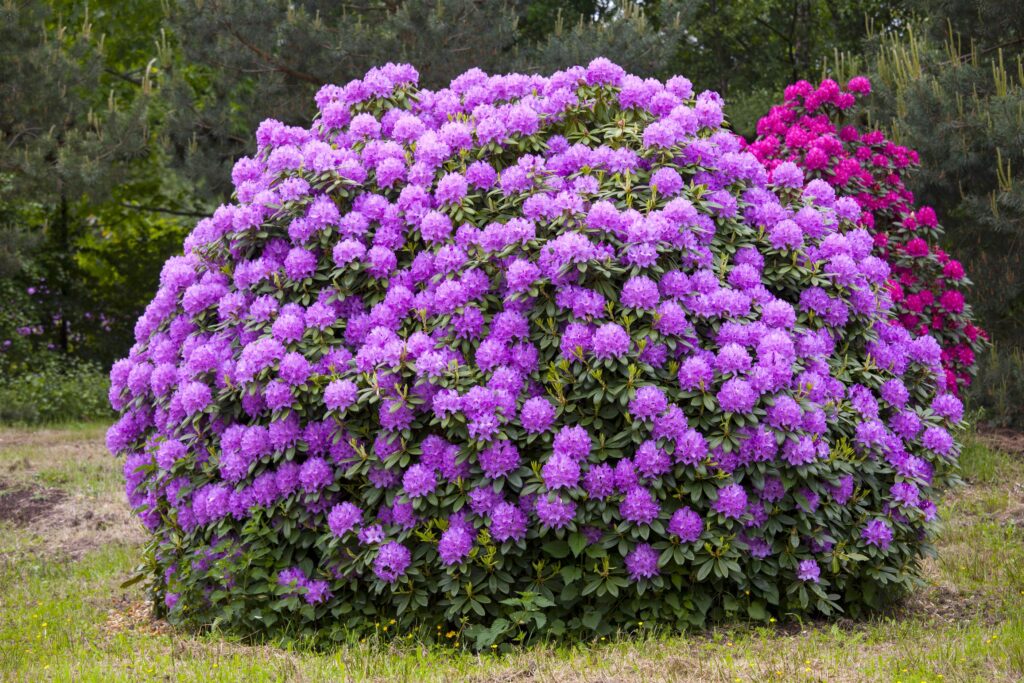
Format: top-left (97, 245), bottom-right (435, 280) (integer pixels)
top-left (748, 77), bottom-right (989, 394)
top-left (107, 60), bottom-right (964, 646)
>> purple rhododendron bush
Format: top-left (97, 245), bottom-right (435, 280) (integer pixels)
top-left (107, 59), bottom-right (964, 646)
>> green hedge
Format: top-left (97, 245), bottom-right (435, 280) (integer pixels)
top-left (0, 357), bottom-right (111, 424)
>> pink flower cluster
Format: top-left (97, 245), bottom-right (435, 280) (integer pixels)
top-left (747, 77), bottom-right (988, 393)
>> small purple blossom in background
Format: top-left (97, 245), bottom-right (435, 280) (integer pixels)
top-left (403, 463), bottom-right (436, 498)
top-left (328, 502), bottom-right (362, 537)
top-left (489, 502), bottom-right (527, 542)
top-left (324, 379), bottom-right (357, 411)
top-left (535, 495), bottom-right (576, 529)
top-left (374, 542), bottom-right (411, 583)
top-left (797, 559), bottom-right (821, 583)
top-left (713, 484), bottom-right (748, 520)
top-left (438, 524), bottom-right (474, 565)
top-left (542, 452), bottom-right (581, 489)
top-left (620, 486), bottom-right (661, 524)
top-left (591, 323), bottom-right (630, 359)
top-left (629, 385), bottom-right (667, 420)
top-left (668, 506), bottom-right (703, 542)
top-left (861, 518), bottom-right (893, 549)
top-left (520, 397), bottom-right (555, 433)
top-left (625, 543), bottom-right (660, 580)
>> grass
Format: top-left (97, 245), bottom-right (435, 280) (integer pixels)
top-left (0, 426), bottom-right (1022, 682)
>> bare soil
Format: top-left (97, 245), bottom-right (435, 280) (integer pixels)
top-left (0, 477), bottom-right (66, 526)
top-left (977, 426), bottom-right (1024, 456)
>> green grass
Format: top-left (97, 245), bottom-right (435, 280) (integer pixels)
top-left (0, 426), bottom-right (1022, 682)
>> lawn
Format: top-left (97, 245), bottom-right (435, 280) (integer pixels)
top-left (0, 424), bottom-right (1022, 682)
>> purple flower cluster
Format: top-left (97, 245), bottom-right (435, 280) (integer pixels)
top-left (107, 59), bottom-right (963, 634)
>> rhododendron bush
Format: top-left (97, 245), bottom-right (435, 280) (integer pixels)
top-left (747, 77), bottom-right (989, 393)
top-left (108, 59), bottom-right (964, 645)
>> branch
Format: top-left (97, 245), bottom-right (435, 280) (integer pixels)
top-left (104, 68), bottom-right (143, 87)
top-left (120, 202), bottom-right (211, 218)
top-left (941, 35), bottom-right (1024, 66)
top-left (222, 23), bottom-right (323, 85)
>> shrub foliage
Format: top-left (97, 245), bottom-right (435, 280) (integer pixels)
top-left (108, 61), bottom-right (963, 646)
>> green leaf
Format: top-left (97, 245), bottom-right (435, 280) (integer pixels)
top-left (581, 610), bottom-right (602, 630)
top-left (542, 540), bottom-right (570, 559)
top-left (568, 532), bottom-right (587, 557)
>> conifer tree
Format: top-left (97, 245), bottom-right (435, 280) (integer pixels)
top-left (856, 0), bottom-right (1024, 345)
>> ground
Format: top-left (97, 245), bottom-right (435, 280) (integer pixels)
top-left (0, 425), bottom-right (1022, 682)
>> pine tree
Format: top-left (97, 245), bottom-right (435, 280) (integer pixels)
top-left (852, 0), bottom-right (1024, 346)
top-left (0, 1), bottom-right (160, 363)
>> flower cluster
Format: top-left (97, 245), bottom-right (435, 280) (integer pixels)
top-left (747, 77), bottom-right (988, 392)
top-left (108, 59), bottom-right (962, 644)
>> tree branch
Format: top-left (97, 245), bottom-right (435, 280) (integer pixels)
top-left (941, 35), bottom-right (1024, 66)
top-left (221, 23), bottom-right (323, 85)
top-left (104, 68), bottom-right (143, 87)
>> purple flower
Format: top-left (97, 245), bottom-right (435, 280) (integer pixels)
top-left (435, 172), bottom-right (468, 205)
top-left (880, 379), bottom-right (909, 407)
top-left (506, 259), bottom-right (541, 293)
top-left (717, 378), bottom-right (756, 413)
top-left (278, 567), bottom-right (307, 590)
top-left (478, 441), bottom-right (519, 478)
top-left (466, 160), bottom-right (497, 188)
top-left (328, 502), bottom-right (362, 537)
top-left (324, 379), bottom-right (358, 411)
top-left (668, 506), bottom-right (703, 542)
top-left (304, 579), bottom-right (331, 604)
top-left (179, 382), bottom-right (212, 414)
top-left (768, 219), bottom-right (802, 250)
top-left (373, 542), bottom-right (411, 583)
top-left (535, 495), bottom-right (576, 529)
top-left (403, 464), bottom-right (436, 499)
top-left (592, 323), bottom-right (630, 359)
top-left (553, 425), bottom-right (591, 461)
top-left (931, 394), bottom-right (964, 423)
top-left (678, 357), bottom-right (713, 390)
top-left (771, 161), bottom-right (804, 188)
top-left (797, 559), bottom-right (821, 583)
top-left (890, 481), bottom-right (920, 507)
top-left (583, 463), bottom-right (615, 499)
top-left (922, 426), bottom-right (954, 455)
top-left (629, 386), bottom-right (667, 420)
top-left (438, 524), bottom-right (474, 565)
top-left (713, 483), bottom-right (747, 519)
top-left (420, 211), bottom-right (453, 243)
top-left (624, 543), bottom-right (660, 580)
top-left (279, 352), bottom-right (311, 385)
top-left (620, 486), bottom-right (660, 524)
top-left (621, 276), bottom-right (660, 309)
top-left (299, 457), bottom-right (333, 493)
top-left (560, 323), bottom-right (592, 360)
top-left (358, 524), bottom-right (385, 545)
top-left (861, 518), bottom-right (893, 549)
top-left (284, 248), bottom-right (317, 280)
top-left (520, 397), bottom-right (555, 433)
top-left (489, 501), bottom-right (527, 542)
top-left (542, 452), bottom-right (581, 490)
top-left (650, 167), bottom-right (683, 196)
top-left (675, 429), bottom-right (708, 465)
top-left (272, 314), bottom-right (306, 343)
top-left (585, 57), bottom-right (625, 86)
